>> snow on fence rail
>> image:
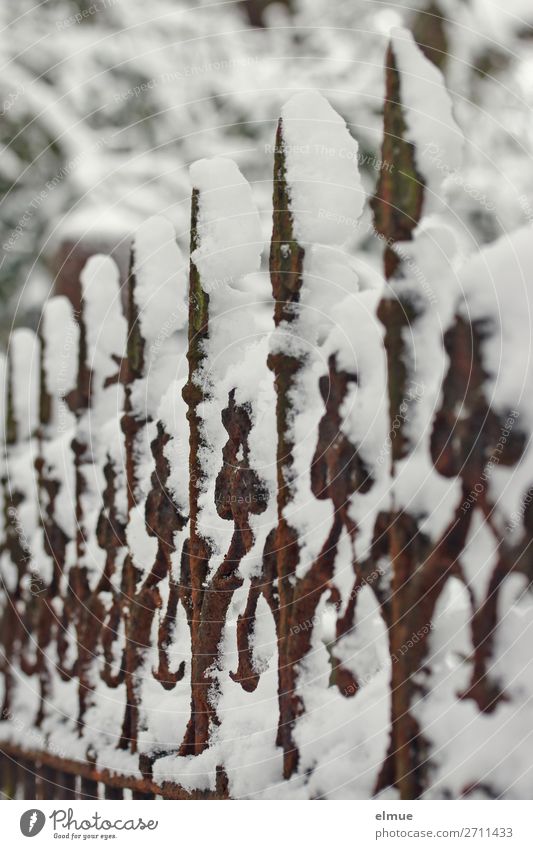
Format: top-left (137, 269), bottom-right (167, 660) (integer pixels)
top-left (1, 29), bottom-right (533, 800)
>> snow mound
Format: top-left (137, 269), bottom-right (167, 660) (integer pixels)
top-left (190, 157), bottom-right (263, 292)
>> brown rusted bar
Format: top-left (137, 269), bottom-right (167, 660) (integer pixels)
top-left (0, 742), bottom-right (227, 799)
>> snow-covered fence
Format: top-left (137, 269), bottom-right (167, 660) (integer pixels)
top-left (1, 29), bottom-right (533, 800)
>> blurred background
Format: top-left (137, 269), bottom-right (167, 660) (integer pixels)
top-left (1, 0), bottom-right (533, 336)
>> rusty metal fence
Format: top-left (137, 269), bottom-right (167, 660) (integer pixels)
top-left (1, 33), bottom-right (532, 801)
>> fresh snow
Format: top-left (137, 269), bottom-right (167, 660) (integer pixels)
top-left (2, 59), bottom-right (533, 801)
top-left (190, 158), bottom-right (263, 291)
top-left (390, 27), bottom-right (464, 203)
top-left (281, 91), bottom-right (365, 245)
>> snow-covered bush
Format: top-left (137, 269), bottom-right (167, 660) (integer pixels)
top-left (2, 0), bottom-right (533, 337)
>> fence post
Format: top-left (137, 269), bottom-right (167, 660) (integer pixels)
top-left (267, 92), bottom-right (374, 779)
top-left (0, 330), bottom-right (40, 722)
top-left (117, 231), bottom-right (154, 753)
top-left (267, 113), bottom-right (308, 778)
top-left (179, 158), bottom-right (266, 760)
top-left (371, 37), bottom-right (428, 799)
top-left (371, 31), bottom-right (527, 798)
top-left (179, 186), bottom-right (211, 756)
top-left (22, 298), bottom-right (78, 727)
top-left (66, 258), bottom-right (125, 736)
top-left (119, 217), bottom-right (187, 756)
